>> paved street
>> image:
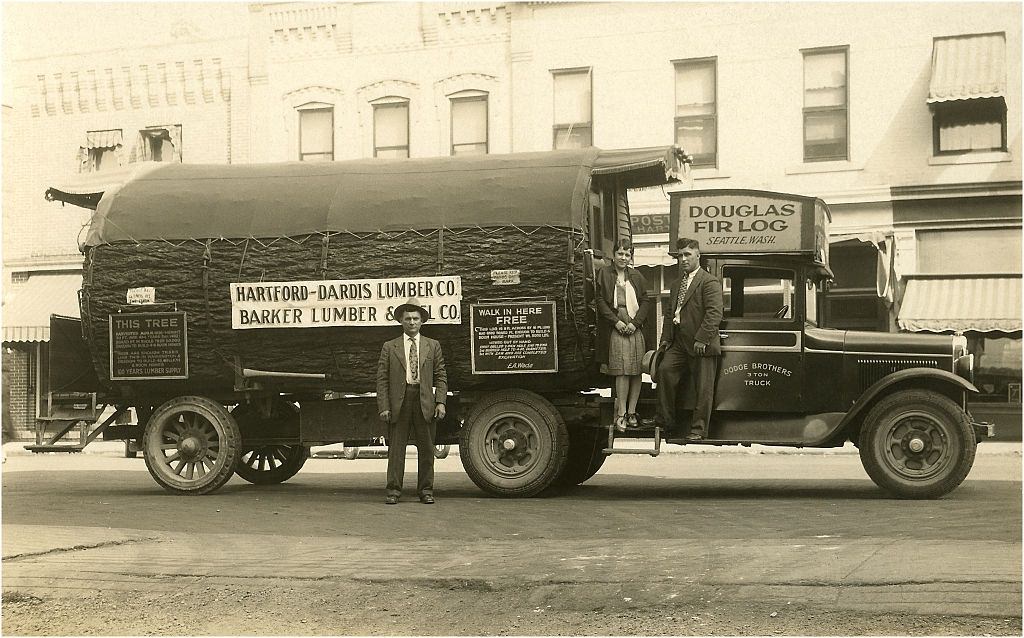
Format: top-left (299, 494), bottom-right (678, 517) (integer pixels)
top-left (2, 442), bottom-right (1021, 635)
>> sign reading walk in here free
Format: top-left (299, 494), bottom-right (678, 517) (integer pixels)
top-left (470, 301), bottom-right (557, 374)
top-left (109, 312), bottom-right (188, 380)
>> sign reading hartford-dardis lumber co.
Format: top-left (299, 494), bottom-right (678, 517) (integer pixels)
top-left (670, 191), bottom-right (807, 252)
top-left (230, 276), bottom-right (462, 329)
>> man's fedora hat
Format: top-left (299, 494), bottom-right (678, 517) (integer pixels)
top-left (642, 348), bottom-right (664, 378)
top-left (393, 297), bottom-right (430, 322)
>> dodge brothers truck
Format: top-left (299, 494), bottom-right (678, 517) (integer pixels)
top-left (38, 147), bottom-right (991, 499)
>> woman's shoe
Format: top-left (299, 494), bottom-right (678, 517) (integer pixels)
top-left (626, 413), bottom-right (639, 428)
top-left (614, 415), bottom-right (627, 433)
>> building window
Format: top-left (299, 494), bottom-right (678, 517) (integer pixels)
top-left (674, 58), bottom-right (717, 167)
top-left (79, 129), bottom-right (123, 173)
top-left (552, 68), bottom-right (592, 149)
top-left (450, 93), bottom-right (488, 156)
top-left (299, 107), bottom-right (334, 162)
top-left (131, 125), bottom-right (182, 163)
top-left (933, 98), bottom-right (1007, 154)
top-left (802, 47), bottom-right (848, 162)
top-left (373, 98), bottom-right (410, 158)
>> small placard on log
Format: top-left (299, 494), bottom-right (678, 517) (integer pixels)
top-left (470, 301), bottom-right (557, 374)
top-left (490, 269), bottom-right (521, 285)
top-left (109, 312), bottom-right (188, 380)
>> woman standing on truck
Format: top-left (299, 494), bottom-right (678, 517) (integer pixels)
top-left (596, 239), bottom-right (652, 432)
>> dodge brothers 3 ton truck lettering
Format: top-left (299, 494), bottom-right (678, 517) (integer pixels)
top-left (40, 150), bottom-right (992, 499)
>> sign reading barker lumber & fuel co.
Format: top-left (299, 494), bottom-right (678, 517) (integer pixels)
top-left (669, 190), bottom-right (829, 258)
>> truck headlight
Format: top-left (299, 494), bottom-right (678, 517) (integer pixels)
top-left (952, 334), bottom-right (968, 359)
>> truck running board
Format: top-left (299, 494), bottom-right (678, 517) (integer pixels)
top-left (603, 424), bottom-right (662, 457)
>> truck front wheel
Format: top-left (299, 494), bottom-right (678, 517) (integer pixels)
top-left (143, 396), bottom-right (242, 495)
top-left (459, 389), bottom-right (569, 497)
top-left (858, 389), bottom-right (976, 499)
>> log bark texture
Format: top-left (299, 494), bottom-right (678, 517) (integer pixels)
top-left (83, 227), bottom-right (600, 399)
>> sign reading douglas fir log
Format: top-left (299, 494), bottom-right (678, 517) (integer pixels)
top-left (109, 312), bottom-right (188, 380)
top-left (229, 276), bottom-right (463, 328)
top-left (470, 301), bottom-right (558, 374)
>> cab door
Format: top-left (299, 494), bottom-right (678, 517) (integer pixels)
top-left (709, 260), bottom-right (804, 413)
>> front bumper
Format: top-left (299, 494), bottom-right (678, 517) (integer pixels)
top-left (971, 419), bottom-right (996, 441)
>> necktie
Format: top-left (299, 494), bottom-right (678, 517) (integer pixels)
top-left (409, 337), bottom-right (419, 383)
top-left (676, 271), bottom-right (691, 311)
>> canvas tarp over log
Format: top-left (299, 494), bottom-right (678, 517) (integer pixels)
top-left (50, 147), bottom-right (686, 396)
top-left (48, 146), bottom-right (686, 245)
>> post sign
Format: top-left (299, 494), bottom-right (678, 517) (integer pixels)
top-left (470, 301), bottom-right (558, 374)
top-left (109, 312), bottom-right (188, 380)
top-left (670, 191), bottom-right (815, 254)
top-left (229, 276), bottom-right (463, 329)
top-left (632, 213), bottom-right (671, 235)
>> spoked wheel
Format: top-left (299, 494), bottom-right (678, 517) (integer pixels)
top-left (143, 396), bottom-right (241, 495)
top-left (230, 401), bottom-right (306, 485)
top-left (235, 445), bottom-right (308, 485)
top-left (460, 389), bottom-right (568, 497)
top-left (858, 389), bottom-right (976, 499)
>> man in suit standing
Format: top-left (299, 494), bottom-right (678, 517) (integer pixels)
top-left (377, 298), bottom-right (448, 504)
top-left (657, 238), bottom-right (723, 441)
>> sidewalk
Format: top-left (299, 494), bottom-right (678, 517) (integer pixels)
top-left (3, 439), bottom-right (1021, 460)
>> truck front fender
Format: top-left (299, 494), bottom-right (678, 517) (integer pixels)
top-left (838, 368), bottom-right (979, 434)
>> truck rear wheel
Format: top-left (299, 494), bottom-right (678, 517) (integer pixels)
top-left (552, 426), bottom-right (606, 487)
top-left (460, 389), bottom-right (569, 497)
top-left (231, 401), bottom-right (306, 484)
top-left (858, 389), bottom-right (976, 499)
top-left (235, 445), bottom-right (308, 485)
top-left (143, 396), bottom-right (241, 495)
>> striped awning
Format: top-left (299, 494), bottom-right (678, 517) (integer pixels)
top-left (85, 129), bottom-right (123, 149)
top-left (898, 275), bottom-right (1021, 333)
top-left (632, 244), bottom-right (675, 267)
top-left (928, 32), bottom-right (1006, 103)
top-left (2, 273), bottom-right (83, 343)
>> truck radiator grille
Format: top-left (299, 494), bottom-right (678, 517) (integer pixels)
top-left (858, 358), bottom-right (941, 392)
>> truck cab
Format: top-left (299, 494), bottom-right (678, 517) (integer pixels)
top-left (654, 189), bottom-right (989, 498)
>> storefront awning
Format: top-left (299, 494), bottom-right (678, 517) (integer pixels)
top-left (898, 275), bottom-right (1021, 333)
top-left (632, 244), bottom-right (676, 267)
top-left (928, 32), bottom-right (1006, 104)
top-left (2, 273), bottom-right (83, 343)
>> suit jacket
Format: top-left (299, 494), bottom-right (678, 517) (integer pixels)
top-left (659, 267), bottom-right (723, 357)
top-left (594, 264), bottom-right (652, 364)
top-left (376, 333), bottom-right (448, 423)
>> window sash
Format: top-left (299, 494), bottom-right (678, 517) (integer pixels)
top-left (299, 108), bottom-right (334, 161)
top-left (553, 125), bottom-right (592, 149)
top-left (374, 102), bottom-right (409, 157)
top-left (803, 48), bottom-right (848, 162)
top-left (451, 96), bottom-right (488, 154)
top-left (933, 99), bottom-right (1007, 154)
top-left (675, 115), bottom-right (717, 167)
top-left (552, 70), bottom-right (592, 126)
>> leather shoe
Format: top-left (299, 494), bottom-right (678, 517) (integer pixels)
top-left (419, 494), bottom-right (435, 504)
top-left (685, 432), bottom-right (703, 441)
top-left (385, 495), bottom-right (399, 505)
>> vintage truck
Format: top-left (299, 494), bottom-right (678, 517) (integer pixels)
top-left (38, 148), bottom-right (992, 499)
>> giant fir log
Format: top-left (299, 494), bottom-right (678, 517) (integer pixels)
top-left (82, 227), bottom-right (601, 398)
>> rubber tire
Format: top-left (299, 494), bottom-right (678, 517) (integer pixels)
top-left (433, 444), bottom-right (451, 459)
top-left (858, 389), bottom-right (976, 499)
top-left (230, 401), bottom-right (306, 484)
top-left (459, 389), bottom-right (569, 498)
top-left (552, 426), bottom-right (606, 487)
top-left (143, 396), bottom-right (241, 495)
top-left (234, 445), bottom-right (309, 485)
